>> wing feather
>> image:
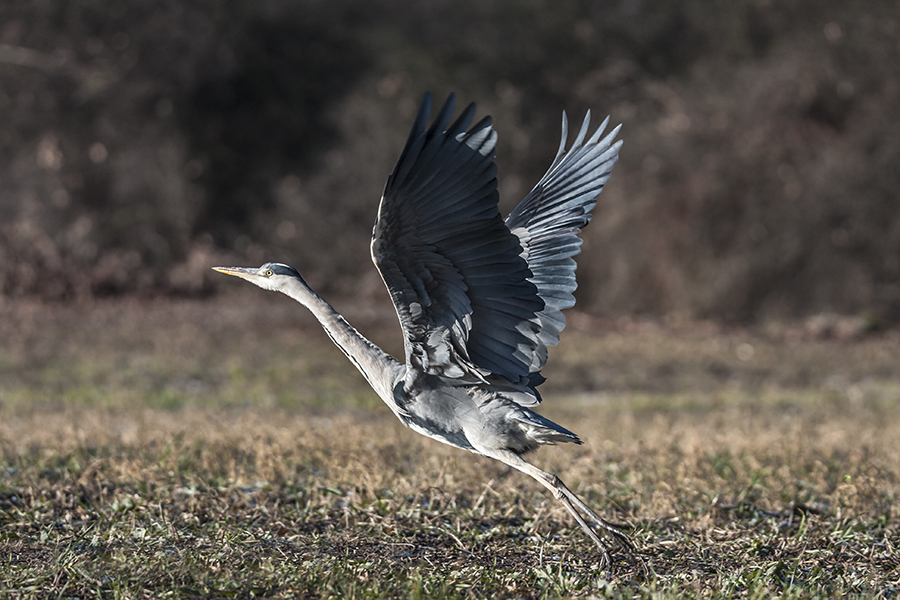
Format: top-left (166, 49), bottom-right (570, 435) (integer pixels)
top-left (372, 93), bottom-right (543, 385)
top-left (505, 111), bottom-right (622, 362)
top-left (371, 93), bottom-right (621, 397)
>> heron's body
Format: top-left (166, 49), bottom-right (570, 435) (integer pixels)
top-left (215, 93), bottom-right (632, 566)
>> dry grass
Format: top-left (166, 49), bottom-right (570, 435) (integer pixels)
top-left (1, 297), bottom-right (899, 598)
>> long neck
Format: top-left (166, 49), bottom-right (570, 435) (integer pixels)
top-left (280, 276), bottom-right (402, 403)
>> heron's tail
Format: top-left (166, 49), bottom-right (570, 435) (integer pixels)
top-left (512, 409), bottom-right (582, 447)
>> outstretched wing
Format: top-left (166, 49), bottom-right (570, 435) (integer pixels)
top-left (371, 93), bottom-right (544, 385)
top-left (505, 111), bottom-right (622, 375)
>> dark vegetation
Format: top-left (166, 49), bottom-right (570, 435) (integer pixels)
top-left (2, 0), bottom-right (899, 321)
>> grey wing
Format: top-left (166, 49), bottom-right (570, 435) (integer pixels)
top-left (371, 93), bottom-right (545, 385)
top-left (505, 111), bottom-right (622, 375)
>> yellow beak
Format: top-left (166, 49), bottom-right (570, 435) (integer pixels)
top-left (212, 266), bottom-right (260, 281)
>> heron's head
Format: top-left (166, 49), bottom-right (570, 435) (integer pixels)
top-left (212, 262), bottom-right (302, 292)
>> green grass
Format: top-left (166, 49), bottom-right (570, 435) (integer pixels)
top-left (1, 298), bottom-right (899, 598)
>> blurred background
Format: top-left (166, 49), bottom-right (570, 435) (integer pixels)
top-left (1, 0), bottom-right (898, 324)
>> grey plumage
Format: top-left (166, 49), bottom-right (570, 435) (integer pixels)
top-left (214, 93), bottom-right (631, 567)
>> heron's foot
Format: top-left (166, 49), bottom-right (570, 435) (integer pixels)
top-left (578, 508), bottom-right (651, 576)
top-left (554, 481), bottom-right (635, 570)
top-left (580, 500), bottom-right (633, 552)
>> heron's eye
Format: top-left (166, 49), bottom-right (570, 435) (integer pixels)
top-left (265, 269), bottom-right (274, 277)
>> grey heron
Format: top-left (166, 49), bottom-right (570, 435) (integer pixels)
top-left (214, 93), bottom-right (631, 565)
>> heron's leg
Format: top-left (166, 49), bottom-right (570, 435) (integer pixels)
top-left (489, 450), bottom-right (632, 565)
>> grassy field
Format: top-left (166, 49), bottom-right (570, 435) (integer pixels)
top-left (1, 296), bottom-right (898, 598)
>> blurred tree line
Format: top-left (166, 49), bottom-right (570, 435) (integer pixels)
top-left (1, 0), bottom-right (898, 323)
